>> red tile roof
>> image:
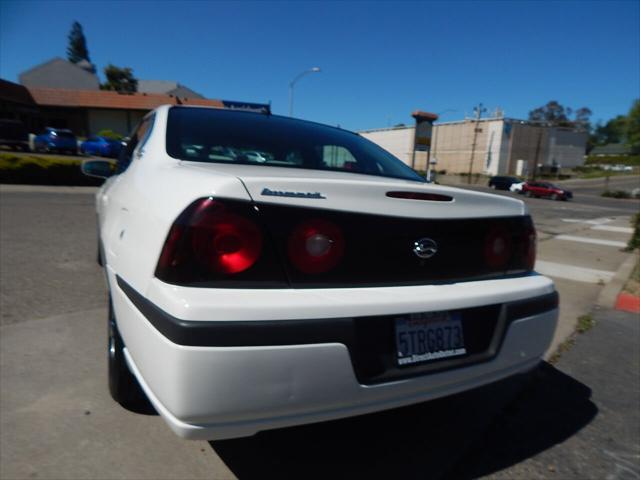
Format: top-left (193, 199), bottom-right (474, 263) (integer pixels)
top-left (26, 87), bottom-right (224, 110)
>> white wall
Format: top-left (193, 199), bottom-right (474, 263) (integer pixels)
top-left (483, 121), bottom-right (506, 175)
top-left (359, 127), bottom-right (415, 166)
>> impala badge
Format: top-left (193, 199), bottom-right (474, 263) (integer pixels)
top-left (413, 238), bottom-right (438, 259)
top-left (261, 188), bottom-right (326, 199)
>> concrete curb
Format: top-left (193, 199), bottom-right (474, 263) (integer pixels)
top-left (597, 251), bottom-right (638, 309)
top-left (545, 249), bottom-right (638, 361)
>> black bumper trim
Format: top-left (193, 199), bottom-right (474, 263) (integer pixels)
top-left (116, 275), bottom-right (558, 348)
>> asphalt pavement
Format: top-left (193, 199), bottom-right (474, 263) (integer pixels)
top-left (0, 183), bottom-right (638, 479)
top-left (456, 307), bottom-right (640, 480)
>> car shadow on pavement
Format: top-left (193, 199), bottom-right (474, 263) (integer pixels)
top-left (210, 362), bottom-right (597, 480)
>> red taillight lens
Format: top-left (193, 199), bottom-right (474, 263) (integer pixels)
top-left (156, 198), bottom-right (263, 281)
top-left (189, 201), bottom-right (262, 274)
top-left (287, 219), bottom-right (345, 274)
top-left (484, 226), bottom-right (512, 269)
top-left (525, 226), bottom-right (537, 271)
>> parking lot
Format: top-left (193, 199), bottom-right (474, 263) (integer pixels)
top-left (1, 178), bottom-right (638, 479)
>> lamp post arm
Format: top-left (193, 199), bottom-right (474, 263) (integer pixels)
top-left (288, 68), bottom-right (320, 117)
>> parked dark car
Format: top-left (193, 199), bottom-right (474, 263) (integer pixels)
top-left (80, 135), bottom-right (123, 158)
top-left (0, 119), bottom-right (30, 151)
top-left (34, 127), bottom-right (78, 155)
top-left (522, 181), bottom-right (572, 201)
top-left (488, 176), bottom-right (521, 190)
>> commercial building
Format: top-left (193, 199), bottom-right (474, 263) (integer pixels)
top-left (19, 57), bottom-right (205, 100)
top-left (137, 80), bottom-right (205, 99)
top-left (0, 79), bottom-right (223, 137)
top-left (590, 143), bottom-right (632, 157)
top-left (19, 57), bottom-right (100, 91)
top-left (26, 86), bottom-right (223, 137)
top-left (360, 115), bottom-right (588, 175)
top-left (1, 77), bottom-right (269, 138)
top-left (0, 79), bottom-right (40, 133)
top-left (2, 58), bottom-right (219, 136)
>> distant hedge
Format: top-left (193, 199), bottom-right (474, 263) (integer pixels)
top-left (0, 153), bottom-right (104, 186)
top-left (585, 155), bottom-right (640, 166)
top-left (97, 129), bottom-right (123, 140)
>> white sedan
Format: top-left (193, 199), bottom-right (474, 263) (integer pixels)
top-left (82, 105), bottom-right (558, 440)
top-left (510, 181), bottom-right (525, 193)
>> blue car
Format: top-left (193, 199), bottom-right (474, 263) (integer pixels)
top-left (34, 128), bottom-right (78, 155)
top-left (80, 135), bottom-right (123, 158)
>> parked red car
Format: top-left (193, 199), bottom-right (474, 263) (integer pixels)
top-left (521, 181), bottom-right (572, 201)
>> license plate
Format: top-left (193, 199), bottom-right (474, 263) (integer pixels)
top-left (395, 311), bottom-right (466, 366)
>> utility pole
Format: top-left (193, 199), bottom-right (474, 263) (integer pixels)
top-left (532, 126), bottom-right (543, 181)
top-left (468, 103), bottom-right (486, 184)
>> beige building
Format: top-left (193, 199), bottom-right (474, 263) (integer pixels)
top-left (360, 117), bottom-right (588, 176)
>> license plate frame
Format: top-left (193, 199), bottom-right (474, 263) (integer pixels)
top-left (395, 311), bottom-right (466, 366)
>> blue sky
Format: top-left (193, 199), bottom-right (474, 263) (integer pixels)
top-left (1, 1), bottom-right (638, 131)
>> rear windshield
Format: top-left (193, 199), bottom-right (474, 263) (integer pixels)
top-left (166, 107), bottom-right (425, 182)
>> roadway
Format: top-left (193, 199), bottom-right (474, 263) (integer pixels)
top-left (0, 182), bottom-right (638, 479)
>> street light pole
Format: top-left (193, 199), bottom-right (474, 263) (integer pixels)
top-left (289, 67), bottom-right (321, 117)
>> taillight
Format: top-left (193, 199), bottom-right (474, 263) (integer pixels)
top-left (188, 200), bottom-right (262, 274)
top-left (484, 226), bottom-right (512, 269)
top-left (525, 226), bottom-right (537, 271)
top-left (287, 219), bottom-right (345, 274)
top-left (155, 198), bottom-right (282, 285)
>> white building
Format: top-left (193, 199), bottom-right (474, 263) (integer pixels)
top-left (360, 117), bottom-right (588, 175)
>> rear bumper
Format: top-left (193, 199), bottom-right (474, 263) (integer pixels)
top-left (109, 270), bottom-right (558, 440)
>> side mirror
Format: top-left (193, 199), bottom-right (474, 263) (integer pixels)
top-left (81, 159), bottom-right (115, 179)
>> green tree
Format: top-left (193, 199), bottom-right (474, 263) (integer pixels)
top-left (529, 100), bottom-right (570, 125)
top-left (528, 100), bottom-right (592, 130)
top-left (592, 115), bottom-right (627, 146)
top-left (100, 64), bottom-right (138, 93)
top-left (626, 99), bottom-right (640, 154)
top-left (66, 21), bottom-right (91, 64)
top-left (573, 107), bottom-right (593, 133)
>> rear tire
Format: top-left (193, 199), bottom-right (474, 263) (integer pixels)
top-left (108, 298), bottom-right (149, 410)
top-left (525, 191), bottom-right (532, 197)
